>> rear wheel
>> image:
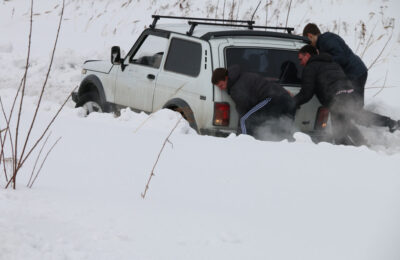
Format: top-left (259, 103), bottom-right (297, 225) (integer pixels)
top-left (169, 106), bottom-right (198, 133)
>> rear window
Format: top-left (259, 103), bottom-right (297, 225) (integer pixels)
top-left (226, 48), bottom-right (303, 85)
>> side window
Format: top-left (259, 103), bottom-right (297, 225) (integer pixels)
top-left (130, 35), bottom-right (168, 69)
top-left (164, 38), bottom-right (202, 77)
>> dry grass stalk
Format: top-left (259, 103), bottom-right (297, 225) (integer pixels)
top-left (141, 117), bottom-right (182, 199)
top-left (28, 137), bottom-right (62, 188)
top-left (133, 113), bottom-right (154, 133)
top-left (12, 0), bottom-right (34, 188)
top-left (27, 133), bottom-right (51, 187)
top-left (4, 0), bottom-right (67, 189)
top-left (372, 71), bottom-right (388, 98)
top-left (368, 31), bottom-right (393, 70)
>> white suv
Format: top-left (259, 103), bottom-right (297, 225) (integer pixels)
top-left (72, 15), bottom-right (330, 140)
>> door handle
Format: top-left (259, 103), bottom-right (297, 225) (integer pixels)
top-left (147, 74), bottom-right (155, 80)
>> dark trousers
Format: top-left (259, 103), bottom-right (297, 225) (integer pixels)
top-left (240, 95), bottom-right (296, 141)
top-left (351, 72), bottom-right (392, 127)
top-left (330, 94), bottom-right (367, 146)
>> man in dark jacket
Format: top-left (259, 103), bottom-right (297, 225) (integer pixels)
top-left (303, 23), bottom-right (400, 132)
top-left (295, 45), bottom-right (367, 146)
top-left (212, 65), bottom-right (296, 141)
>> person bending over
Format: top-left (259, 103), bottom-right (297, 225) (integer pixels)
top-left (212, 65), bottom-right (296, 141)
top-left (303, 23), bottom-right (400, 132)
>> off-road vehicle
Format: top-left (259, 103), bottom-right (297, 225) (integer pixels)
top-left (72, 15), bottom-right (330, 139)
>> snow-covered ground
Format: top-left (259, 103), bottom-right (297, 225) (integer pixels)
top-left (1, 0), bottom-right (400, 259)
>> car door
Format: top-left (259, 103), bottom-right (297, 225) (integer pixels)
top-left (153, 35), bottom-right (213, 128)
top-left (115, 32), bottom-right (169, 112)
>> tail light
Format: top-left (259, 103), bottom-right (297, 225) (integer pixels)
top-left (213, 102), bottom-right (230, 126)
top-left (314, 106), bottom-right (329, 130)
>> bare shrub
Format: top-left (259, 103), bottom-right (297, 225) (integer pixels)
top-left (141, 117), bottom-right (182, 199)
top-left (0, 0), bottom-right (69, 189)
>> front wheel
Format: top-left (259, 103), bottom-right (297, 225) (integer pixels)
top-left (76, 92), bottom-right (103, 116)
top-left (82, 101), bottom-right (102, 115)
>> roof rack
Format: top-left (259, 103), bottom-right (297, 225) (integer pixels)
top-left (150, 15), bottom-right (294, 36)
top-left (186, 21), bottom-right (294, 35)
top-left (150, 15), bottom-right (254, 29)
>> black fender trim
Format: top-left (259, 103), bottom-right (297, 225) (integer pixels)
top-left (163, 98), bottom-right (199, 132)
top-left (77, 74), bottom-right (110, 112)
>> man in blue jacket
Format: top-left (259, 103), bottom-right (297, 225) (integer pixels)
top-left (303, 23), bottom-right (400, 133)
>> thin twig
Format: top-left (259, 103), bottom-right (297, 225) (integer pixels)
top-left (368, 31), bottom-right (393, 70)
top-left (28, 137), bottom-right (61, 188)
top-left (5, 87), bottom-right (74, 189)
top-left (12, 0), bottom-right (34, 189)
top-left (1, 78), bottom-right (24, 172)
top-left (133, 113), bottom-right (154, 133)
top-left (0, 97), bottom-right (15, 184)
top-left (372, 71), bottom-right (388, 98)
top-left (27, 132), bottom-right (51, 187)
top-left (19, 0), bottom-right (65, 169)
top-left (0, 114), bottom-right (8, 181)
top-left (0, 96), bottom-right (8, 167)
top-left (141, 117), bottom-right (182, 199)
top-left (215, 0), bottom-right (219, 19)
top-left (365, 85), bottom-right (400, 89)
top-left (285, 0), bottom-right (293, 28)
top-left (18, 87), bottom-right (74, 173)
top-left (360, 22), bottom-right (379, 58)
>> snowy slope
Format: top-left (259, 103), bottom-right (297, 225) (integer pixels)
top-left (1, 0), bottom-right (400, 259)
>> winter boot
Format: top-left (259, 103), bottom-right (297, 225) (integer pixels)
top-left (388, 120), bottom-right (400, 133)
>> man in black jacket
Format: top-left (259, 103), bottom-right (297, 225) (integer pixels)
top-left (295, 45), bottom-right (399, 146)
top-left (212, 65), bottom-right (296, 141)
top-left (303, 23), bottom-right (400, 132)
top-left (295, 45), bottom-right (365, 145)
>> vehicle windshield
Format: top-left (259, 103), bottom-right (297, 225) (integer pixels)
top-left (226, 47), bottom-right (303, 85)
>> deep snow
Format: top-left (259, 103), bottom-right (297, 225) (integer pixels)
top-left (1, 0), bottom-right (400, 259)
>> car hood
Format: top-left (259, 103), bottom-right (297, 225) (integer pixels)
top-left (83, 60), bottom-right (113, 74)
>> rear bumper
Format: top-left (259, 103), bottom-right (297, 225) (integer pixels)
top-left (200, 128), bottom-right (234, 137)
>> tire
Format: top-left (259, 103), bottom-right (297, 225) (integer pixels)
top-left (172, 106), bottom-right (199, 133)
top-left (76, 92), bottom-right (103, 116)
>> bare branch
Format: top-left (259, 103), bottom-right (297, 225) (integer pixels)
top-left (372, 71), bottom-right (388, 98)
top-left (19, 0), bottom-right (65, 169)
top-left (1, 96), bottom-right (15, 184)
top-left (141, 117), bottom-right (182, 199)
top-left (365, 85), bottom-right (400, 89)
top-left (27, 132), bottom-right (51, 187)
top-left (360, 22), bottom-right (379, 58)
top-left (29, 137), bottom-right (61, 188)
top-left (17, 87), bottom-right (75, 172)
top-left (167, 139), bottom-right (173, 149)
top-left (12, 0), bottom-right (34, 189)
top-left (368, 31), bottom-right (393, 70)
top-left (215, 0), bottom-right (219, 19)
top-left (133, 113), bottom-right (154, 133)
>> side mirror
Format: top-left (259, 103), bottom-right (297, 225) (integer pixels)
top-left (111, 46), bottom-right (122, 65)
